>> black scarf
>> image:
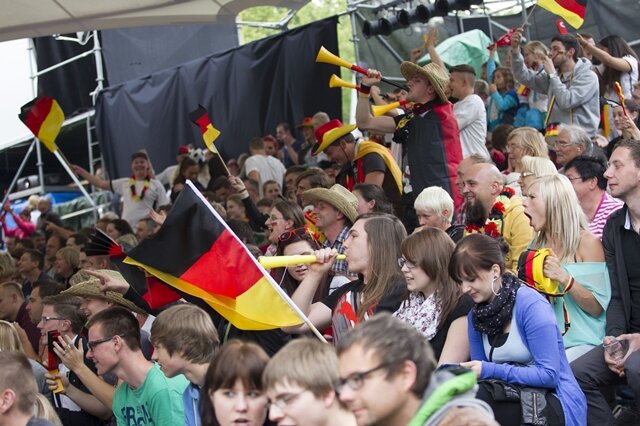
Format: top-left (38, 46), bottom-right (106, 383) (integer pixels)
top-left (472, 273), bottom-right (521, 337)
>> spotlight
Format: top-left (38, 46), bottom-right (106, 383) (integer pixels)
top-left (387, 9), bottom-right (410, 29)
top-left (408, 4), bottom-right (435, 23)
top-left (435, 0), bottom-right (450, 16)
top-left (362, 18), bottom-right (393, 38)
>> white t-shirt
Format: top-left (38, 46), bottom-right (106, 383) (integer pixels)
top-left (111, 177), bottom-right (170, 227)
top-left (453, 94), bottom-right (490, 158)
top-left (244, 154), bottom-right (286, 196)
top-left (599, 54), bottom-right (639, 99)
top-left (156, 165), bottom-right (178, 187)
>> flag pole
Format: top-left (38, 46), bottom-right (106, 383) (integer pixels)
top-left (522, 3), bottom-right (537, 28)
top-left (52, 149), bottom-right (98, 214)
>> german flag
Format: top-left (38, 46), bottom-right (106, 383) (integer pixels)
top-left (189, 105), bottom-right (221, 153)
top-left (537, 0), bottom-right (587, 29)
top-left (124, 181), bottom-right (303, 330)
top-left (18, 97), bottom-right (64, 152)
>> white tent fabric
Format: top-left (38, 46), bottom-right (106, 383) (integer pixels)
top-left (0, 0), bottom-right (308, 42)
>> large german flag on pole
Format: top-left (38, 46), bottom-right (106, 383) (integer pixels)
top-left (124, 181), bottom-right (304, 330)
top-left (18, 97), bottom-right (64, 153)
top-left (537, 0), bottom-right (587, 29)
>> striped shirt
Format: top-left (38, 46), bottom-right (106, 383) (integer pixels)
top-left (589, 192), bottom-right (623, 240)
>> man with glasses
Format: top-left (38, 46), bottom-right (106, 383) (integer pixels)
top-left (511, 31), bottom-right (600, 138)
top-left (336, 313), bottom-right (494, 426)
top-left (263, 338), bottom-right (357, 426)
top-left (564, 155), bottom-right (623, 239)
top-left (86, 306), bottom-right (188, 426)
top-left (39, 295), bottom-right (111, 425)
top-left (553, 125), bottom-right (593, 169)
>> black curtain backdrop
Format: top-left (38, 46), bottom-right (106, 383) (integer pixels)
top-left (34, 35), bottom-right (101, 117)
top-left (96, 17), bottom-right (341, 179)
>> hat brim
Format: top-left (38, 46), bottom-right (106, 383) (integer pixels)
top-left (302, 188), bottom-right (358, 223)
top-left (311, 123), bottom-right (357, 157)
top-left (400, 61), bottom-right (448, 104)
top-left (63, 279), bottom-right (147, 315)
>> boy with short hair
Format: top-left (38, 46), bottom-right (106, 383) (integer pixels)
top-left (150, 304), bottom-right (220, 426)
top-left (263, 338), bottom-right (357, 426)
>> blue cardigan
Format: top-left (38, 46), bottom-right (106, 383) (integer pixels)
top-left (468, 285), bottom-right (587, 426)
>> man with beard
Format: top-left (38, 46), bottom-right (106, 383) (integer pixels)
top-left (462, 163), bottom-right (533, 271)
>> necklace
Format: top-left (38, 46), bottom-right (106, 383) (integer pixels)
top-left (465, 187), bottom-right (516, 238)
top-left (129, 176), bottom-right (150, 201)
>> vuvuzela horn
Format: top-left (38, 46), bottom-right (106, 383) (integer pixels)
top-left (258, 254), bottom-right (347, 269)
top-left (330, 74), bottom-right (355, 89)
top-left (371, 100), bottom-right (409, 117)
top-left (316, 46), bottom-right (407, 91)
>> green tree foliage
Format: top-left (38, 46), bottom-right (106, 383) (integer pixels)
top-left (238, 0), bottom-right (355, 122)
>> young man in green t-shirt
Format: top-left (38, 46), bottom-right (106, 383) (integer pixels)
top-left (86, 306), bottom-right (188, 426)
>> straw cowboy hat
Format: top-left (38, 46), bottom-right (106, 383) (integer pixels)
top-left (302, 184), bottom-right (359, 223)
top-left (399, 61), bottom-right (450, 104)
top-left (63, 269), bottom-right (147, 315)
top-left (311, 119), bottom-right (357, 156)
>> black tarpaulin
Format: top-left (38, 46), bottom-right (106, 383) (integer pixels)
top-left (95, 16), bottom-right (342, 179)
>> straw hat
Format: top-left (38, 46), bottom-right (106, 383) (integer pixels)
top-left (302, 184), bottom-right (359, 223)
top-left (311, 119), bottom-right (357, 156)
top-left (399, 61), bottom-right (449, 104)
top-left (62, 269), bottom-right (147, 315)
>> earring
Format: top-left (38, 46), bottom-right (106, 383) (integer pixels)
top-left (491, 276), bottom-right (500, 296)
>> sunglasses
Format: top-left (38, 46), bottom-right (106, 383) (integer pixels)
top-left (278, 227), bottom-right (309, 243)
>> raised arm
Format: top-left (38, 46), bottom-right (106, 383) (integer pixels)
top-left (71, 165), bottom-right (111, 190)
top-left (356, 69), bottom-right (400, 134)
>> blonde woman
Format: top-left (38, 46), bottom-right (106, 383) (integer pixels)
top-left (522, 174), bottom-right (609, 361)
top-left (517, 155), bottom-right (558, 194)
top-left (504, 127), bottom-right (550, 193)
top-left (0, 320), bottom-right (51, 401)
top-left (0, 252), bottom-right (16, 283)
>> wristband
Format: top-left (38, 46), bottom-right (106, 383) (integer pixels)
top-left (359, 83), bottom-right (371, 95)
top-left (564, 276), bottom-right (575, 293)
top-left (238, 190), bottom-right (249, 199)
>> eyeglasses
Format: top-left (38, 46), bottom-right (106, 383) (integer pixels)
top-left (40, 316), bottom-right (66, 324)
top-left (553, 140), bottom-right (574, 149)
top-left (278, 227), bottom-right (308, 243)
top-left (335, 363), bottom-right (391, 394)
top-left (397, 257), bottom-right (416, 269)
top-left (87, 335), bottom-right (124, 351)
top-left (268, 391), bottom-right (306, 409)
top-left (565, 175), bottom-right (585, 182)
top-left (521, 172), bottom-right (536, 179)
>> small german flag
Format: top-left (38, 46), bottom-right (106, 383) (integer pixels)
top-left (516, 84), bottom-right (530, 97)
top-left (124, 181), bottom-right (303, 330)
top-left (537, 0), bottom-right (587, 29)
top-left (545, 123), bottom-right (559, 138)
top-left (189, 105), bottom-right (221, 153)
top-left (18, 97), bottom-right (64, 153)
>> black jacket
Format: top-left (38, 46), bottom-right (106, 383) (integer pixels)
top-left (603, 205), bottom-right (631, 336)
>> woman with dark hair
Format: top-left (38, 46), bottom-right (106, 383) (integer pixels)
top-left (450, 234), bottom-right (586, 426)
top-left (171, 157), bottom-right (204, 203)
top-left (395, 228), bottom-right (472, 363)
top-left (200, 340), bottom-right (271, 426)
top-left (105, 218), bottom-right (134, 240)
top-left (274, 228), bottom-right (349, 300)
top-left (607, 99), bottom-right (640, 158)
top-left (352, 183), bottom-right (393, 215)
top-left (263, 201), bottom-right (305, 256)
top-left (578, 34), bottom-right (639, 99)
top-left (284, 213), bottom-right (406, 343)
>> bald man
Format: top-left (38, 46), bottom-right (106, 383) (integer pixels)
top-left (462, 163), bottom-right (533, 271)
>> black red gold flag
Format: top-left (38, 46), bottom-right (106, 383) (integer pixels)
top-left (18, 96), bottom-right (64, 152)
top-left (189, 105), bottom-right (221, 152)
top-left (538, 0), bottom-right (587, 29)
top-left (124, 181), bottom-right (303, 330)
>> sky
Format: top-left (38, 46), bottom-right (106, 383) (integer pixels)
top-left (0, 39), bottom-right (36, 151)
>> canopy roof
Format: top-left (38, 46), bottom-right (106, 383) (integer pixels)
top-left (0, 0), bottom-right (308, 42)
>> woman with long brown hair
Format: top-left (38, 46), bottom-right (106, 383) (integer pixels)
top-left (284, 213), bottom-right (406, 343)
top-left (394, 228), bottom-right (472, 363)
